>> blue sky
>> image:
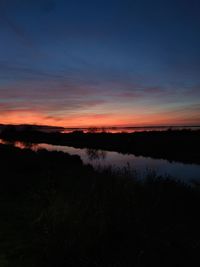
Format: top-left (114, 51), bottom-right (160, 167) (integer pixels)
top-left (0, 0), bottom-right (200, 126)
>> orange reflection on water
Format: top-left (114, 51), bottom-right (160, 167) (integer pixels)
top-left (0, 139), bottom-right (37, 150)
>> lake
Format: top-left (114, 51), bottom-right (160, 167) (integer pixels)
top-left (1, 138), bottom-right (200, 184)
top-left (62, 126), bottom-right (200, 133)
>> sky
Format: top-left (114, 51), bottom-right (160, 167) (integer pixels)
top-left (0, 0), bottom-right (200, 127)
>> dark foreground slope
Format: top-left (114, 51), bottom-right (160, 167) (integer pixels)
top-left (0, 144), bottom-right (200, 267)
top-left (1, 128), bottom-right (200, 164)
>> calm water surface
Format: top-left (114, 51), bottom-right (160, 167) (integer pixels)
top-left (1, 139), bottom-right (200, 184)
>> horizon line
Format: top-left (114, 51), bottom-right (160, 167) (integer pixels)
top-left (1, 123), bottom-right (200, 129)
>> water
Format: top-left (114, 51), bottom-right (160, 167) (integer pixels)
top-left (1, 139), bottom-right (200, 184)
top-left (62, 126), bottom-right (200, 133)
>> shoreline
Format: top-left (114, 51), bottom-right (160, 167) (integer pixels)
top-left (1, 128), bottom-right (200, 165)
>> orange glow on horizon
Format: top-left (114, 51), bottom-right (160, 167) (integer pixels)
top-left (0, 109), bottom-right (199, 128)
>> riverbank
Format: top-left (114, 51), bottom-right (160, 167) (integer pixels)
top-left (1, 128), bottom-right (200, 165)
top-left (0, 143), bottom-right (200, 266)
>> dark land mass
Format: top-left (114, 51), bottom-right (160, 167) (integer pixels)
top-left (0, 143), bottom-right (200, 267)
top-left (0, 123), bottom-right (64, 133)
top-left (1, 125), bottom-right (200, 165)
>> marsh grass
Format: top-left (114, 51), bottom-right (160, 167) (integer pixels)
top-left (0, 144), bottom-right (199, 267)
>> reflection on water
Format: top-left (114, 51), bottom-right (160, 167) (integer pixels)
top-left (86, 149), bottom-right (107, 161)
top-left (1, 139), bottom-right (200, 183)
top-left (0, 139), bottom-right (37, 150)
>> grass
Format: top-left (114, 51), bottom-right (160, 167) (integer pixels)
top-left (0, 143), bottom-right (200, 266)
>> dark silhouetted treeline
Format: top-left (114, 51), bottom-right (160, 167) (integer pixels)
top-left (1, 126), bottom-right (200, 164)
top-left (0, 143), bottom-right (200, 267)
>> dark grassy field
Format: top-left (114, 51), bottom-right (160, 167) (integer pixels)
top-left (0, 143), bottom-right (200, 267)
top-left (1, 126), bottom-right (200, 164)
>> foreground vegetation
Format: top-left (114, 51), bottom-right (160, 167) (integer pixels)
top-left (0, 144), bottom-right (200, 267)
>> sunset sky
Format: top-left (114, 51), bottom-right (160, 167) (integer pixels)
top-left (0, 0), bottom-right (200, 127)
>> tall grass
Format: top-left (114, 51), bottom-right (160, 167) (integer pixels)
top-left (0, 144), bottom-right (199, 267)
